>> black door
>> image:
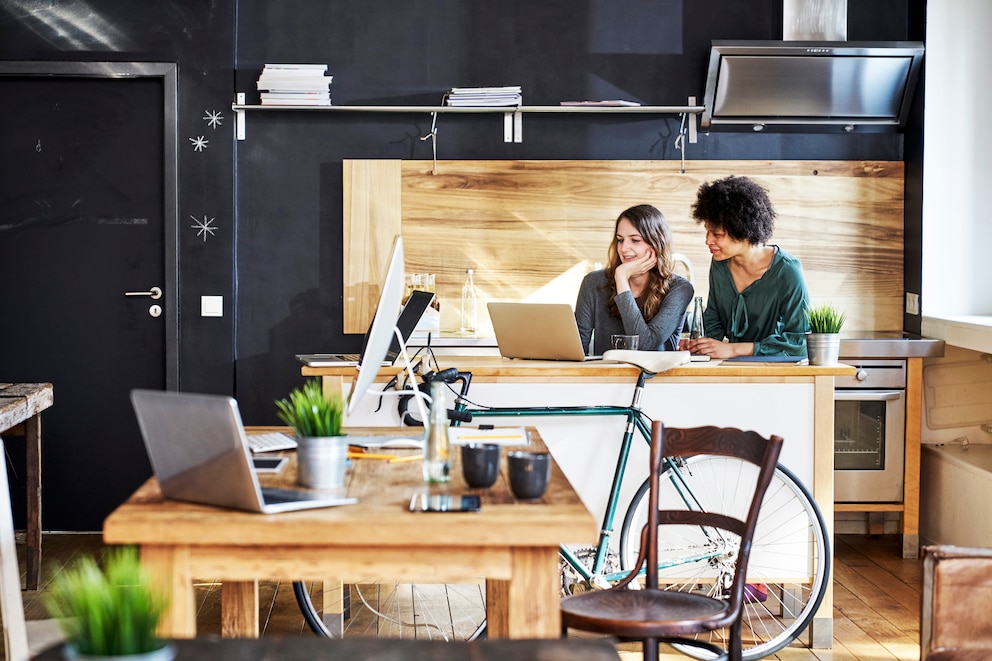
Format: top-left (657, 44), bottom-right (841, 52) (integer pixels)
top-left (0, 65), bottom-right (177, 530)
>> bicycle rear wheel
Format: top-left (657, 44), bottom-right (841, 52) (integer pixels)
top-left (619, 458), bottom-right (829, 660)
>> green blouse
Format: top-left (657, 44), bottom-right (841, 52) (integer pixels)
top-left (701, 246), bottom-right (811, 356)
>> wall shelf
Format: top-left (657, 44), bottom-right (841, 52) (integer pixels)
top-left (231, 100), bottom-right (703, 143)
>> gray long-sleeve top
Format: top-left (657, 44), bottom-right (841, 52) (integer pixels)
top-left (574, 270), bottom-right (694, 356)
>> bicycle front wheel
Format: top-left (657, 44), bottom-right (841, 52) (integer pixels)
top-left (294, 579), bottom-right (486, 641)
top-left (619, 458), bottom-right (830, 660)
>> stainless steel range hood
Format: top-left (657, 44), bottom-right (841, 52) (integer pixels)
top-left (701, 40), bottom-right (925, 131)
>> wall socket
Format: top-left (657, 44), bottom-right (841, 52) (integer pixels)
top-left (905, 292), bottom-right (920, 315)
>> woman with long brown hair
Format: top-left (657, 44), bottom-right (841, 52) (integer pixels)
top-left (575, 204), bottom-right (694, 355)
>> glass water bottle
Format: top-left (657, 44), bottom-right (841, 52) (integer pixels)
top-left (690, 296), bottom-right (705, 339)
top-left (423, 381), bottom-right (451, 483)
top-left (460, 269), bottom-right (478, 335)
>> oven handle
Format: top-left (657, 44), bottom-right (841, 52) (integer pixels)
top-left (834, 389), bottom-right (903, 401)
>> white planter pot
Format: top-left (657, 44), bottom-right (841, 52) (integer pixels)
top-left (296, 435), bottom-right (348, 489)
top-left (63, 643), bottom-right (175, 661)
top-left (806, 333), bottom-right (841, 366)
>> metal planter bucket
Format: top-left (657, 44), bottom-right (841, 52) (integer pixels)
top-left (806, 333), bottom-right (841, 366)
top-left (296, 436), bottom-right (348, 489)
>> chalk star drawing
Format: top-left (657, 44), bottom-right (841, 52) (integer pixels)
top-left (190, 215), bottom-right (218, 242)
top-left (203, 110), bottom-right (224, 129)
top-left (189, 135), bottom-right (209, 151)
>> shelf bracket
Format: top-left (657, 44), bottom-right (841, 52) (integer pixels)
top-left (503, 109), bottom-right (523, 143)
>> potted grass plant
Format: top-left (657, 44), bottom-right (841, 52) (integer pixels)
top-left (805, 303), bottom-right (847, 365)
top-left (275, 379), bottom-right (348, 489)
top-left (44, 547), bottom-right (172, 661)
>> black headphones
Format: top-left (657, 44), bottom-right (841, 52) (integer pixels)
top-left (397, 367), bottom-right (473, 426)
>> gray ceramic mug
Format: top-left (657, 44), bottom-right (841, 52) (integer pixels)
top-left (461, 443), bottom-right (501, 488)
top-left (507, 451), bottom-right (551, 500)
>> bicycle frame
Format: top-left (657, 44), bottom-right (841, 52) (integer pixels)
top-left (452, 370), bottom-right (728, 588)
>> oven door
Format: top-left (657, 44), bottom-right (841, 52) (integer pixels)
top-left (833, 389), bottom-right (906, 502)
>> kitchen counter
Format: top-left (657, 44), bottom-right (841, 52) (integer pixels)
top-left (410, 331), bottom-right (947, 360)
top-left (306, 356), bottom-right (851, 649)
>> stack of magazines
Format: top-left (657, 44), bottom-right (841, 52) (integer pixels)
top-left (256, 64), bottom-right (333, 106)
top-left (444, 86), bottom-right (522, 107)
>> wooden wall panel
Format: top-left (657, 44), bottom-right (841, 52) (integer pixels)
top-left (342, 160), bottom-right (402, 332)
top-left (344, 160), bottom-right (904, 335)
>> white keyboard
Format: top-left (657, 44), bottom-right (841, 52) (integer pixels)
top-left (247, 432), bottom-right (298, 453)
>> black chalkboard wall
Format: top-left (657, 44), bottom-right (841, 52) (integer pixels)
top-left (0, 0), bottom-right (925, 530)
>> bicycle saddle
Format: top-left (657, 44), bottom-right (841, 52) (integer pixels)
top-left (601, 349), bottom-right (691, 374)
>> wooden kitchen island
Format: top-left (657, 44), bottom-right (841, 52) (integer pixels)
top-left (305, 356), bottom-right (853, 649)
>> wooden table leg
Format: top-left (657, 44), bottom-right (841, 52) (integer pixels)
top-left (322, 578), bottom-right (345, 637)
top-left (486, 579), bottom-right (509, 638)
top-left (222, 580), bottom-right (259, 637)
top-left (23, 414), bottom-right (41, 591)
top-left (140, 545), bottom-right (196, 639)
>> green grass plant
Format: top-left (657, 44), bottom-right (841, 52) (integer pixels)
top-left (806, 303), bottom-right (847, 334)
top-left (45, 547), bottom-right (168, 656)
top-left (275, 378), bottom-right (344, 437)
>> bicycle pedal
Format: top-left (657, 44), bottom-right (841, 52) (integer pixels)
top-left (590, 575), bottom-right (613, 591)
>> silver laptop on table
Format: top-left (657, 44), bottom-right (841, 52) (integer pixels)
top-left (296, 289), bottom-right (435, 367)
top-left (130, 389), bottom-right (357, 513)
top-left (487, 302), bottom-right (597, 361)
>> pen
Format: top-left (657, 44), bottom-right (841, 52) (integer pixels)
top-left (347, 451), bottom-right (397, 460)
top-left (388, 455), bottom-right (423, 463)
top-left (455, 435), bottom-right (525, 441)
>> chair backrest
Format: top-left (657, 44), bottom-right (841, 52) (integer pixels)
top-left (633, 421), bottom-right (783, 625)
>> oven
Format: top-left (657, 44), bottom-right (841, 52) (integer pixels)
top-left (833, 359), bottom-right (907, 503)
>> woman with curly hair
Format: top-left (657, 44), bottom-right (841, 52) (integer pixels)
top-left (683, 175), bottom-right (810, 359)
top-left (575, 204), bottom-right (694, 355)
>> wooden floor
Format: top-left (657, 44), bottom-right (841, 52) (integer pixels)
top-left (5, 532), bottom-right (922, 660)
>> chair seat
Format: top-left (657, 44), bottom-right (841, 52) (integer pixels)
top-left (561, 588), bottom-right (731, 638)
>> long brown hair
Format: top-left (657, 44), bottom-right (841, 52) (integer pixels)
top-left (604, 204), bottom-right (675, 320)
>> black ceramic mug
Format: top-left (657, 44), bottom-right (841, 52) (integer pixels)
top-left (461, 443), bottom-right (501, 488)
top-left (507, 451), bottom-right (550, 500)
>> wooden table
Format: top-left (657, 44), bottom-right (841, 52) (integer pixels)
top-left (35, 636), bottom-right (620, 661)
top-left (0, 382), bottom-right (53, 591)
top-left (103, 428), bottom-right (595, 639)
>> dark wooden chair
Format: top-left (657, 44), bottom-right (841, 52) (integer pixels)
top-left (560, 421), bottom-right (783, 661)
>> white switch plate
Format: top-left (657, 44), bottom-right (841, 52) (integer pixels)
top-left (906, 292), bottom-right (920, 315)
top-left (201, 295), bottom-right (224, 317)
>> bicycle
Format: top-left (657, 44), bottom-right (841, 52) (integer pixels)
top-left (295, 351), bottom-right (830, 659)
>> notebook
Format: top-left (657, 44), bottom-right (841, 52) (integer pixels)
top-left (297, 289), bottom-right (435, 367)
top-left (487, 302), bottom-right (595, 361)
top-left (130, 389), bottom-right (357, 513)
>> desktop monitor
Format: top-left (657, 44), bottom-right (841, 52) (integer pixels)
top-left (346, 235), bottom-right (406, 416)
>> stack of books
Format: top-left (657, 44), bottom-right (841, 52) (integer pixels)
top-left (444, 86), bottom-right (522, 107)
top-left (256, 64), bottom-right (333, 106)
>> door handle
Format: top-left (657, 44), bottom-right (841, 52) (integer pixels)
top-left (125, 286), bottom-right (163, 300)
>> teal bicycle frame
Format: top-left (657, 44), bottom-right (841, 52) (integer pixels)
top-left (451, 369), bottom-right (723, 588)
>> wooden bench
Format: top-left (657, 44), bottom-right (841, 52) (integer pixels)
top-left (0, 382), bottom-right (53, 591)
top-left (33, 636), bottom-right (621, 661)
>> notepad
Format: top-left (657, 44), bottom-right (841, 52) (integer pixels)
top-left (722, 355), bottom-right (809, 365)
top-left (448, 426), bottom-right (530, 446)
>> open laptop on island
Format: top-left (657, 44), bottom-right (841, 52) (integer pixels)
top-left (130, 389), bottom-right (357, 513)
top-left (296, 289), bottom-right (435, 367)
top-left (488, 302), bottom-right (596, 361)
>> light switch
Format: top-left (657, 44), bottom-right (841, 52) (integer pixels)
top-left (201, 295), bottom-right (224, 317)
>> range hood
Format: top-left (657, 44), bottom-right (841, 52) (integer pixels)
top-left (701, 40), bottom-right (925, 131)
